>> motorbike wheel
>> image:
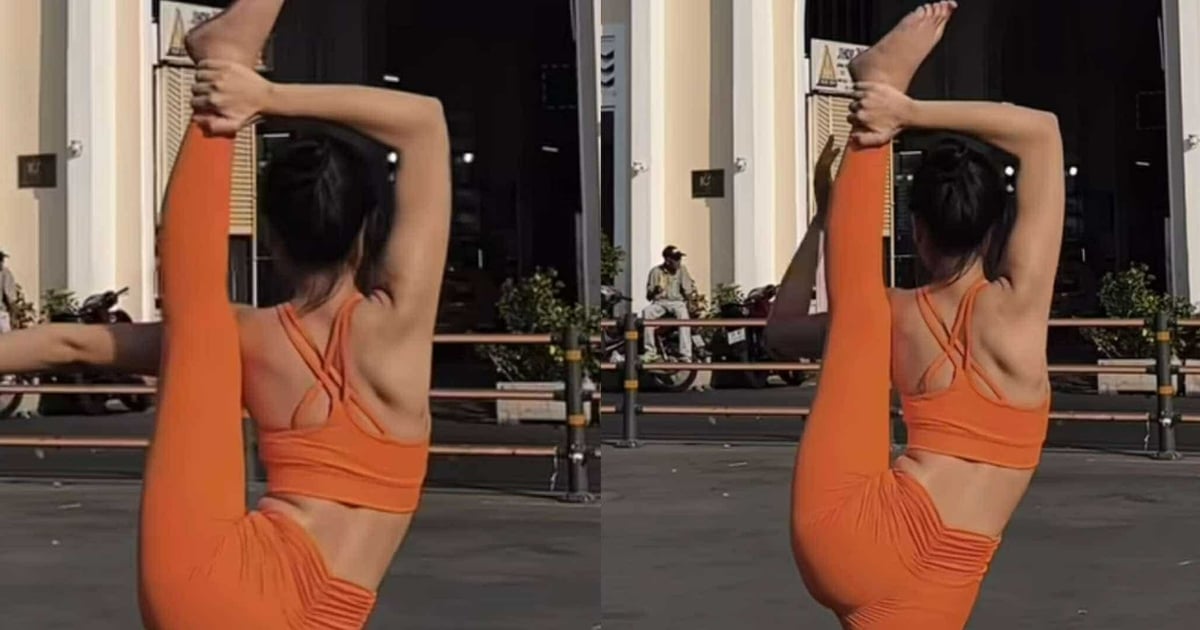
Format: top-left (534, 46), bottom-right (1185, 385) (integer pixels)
top-left (77, 393), bottom-right (109, 415)
top-left (120, 394), bottom-right (154, 413)
top-left (0, 375), bottom-right (25, 419)
top-left (648, 368), bottom-right (698, 393)
top-left (743, 369), bottom-right (769, 390)
top-left (780, 371), bottom-right (807, 386)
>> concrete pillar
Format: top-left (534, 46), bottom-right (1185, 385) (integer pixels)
top-left (629, 0), bottom-right (666, 311)
top-left (1167, 0), bottom-right (1200, 299)
top-left (732, 0), bottom-right (777, 290)
top-left (66, 0), bottom-right (119, 298)
top-left (139, 0), bottom-right (156, 319)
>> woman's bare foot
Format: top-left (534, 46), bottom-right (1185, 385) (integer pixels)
top-left (848, 1), bottom-right (957, 92)
top-left (184, 0), bottom-right (285, 67)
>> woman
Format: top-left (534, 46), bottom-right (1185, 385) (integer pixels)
top-left (771, 4), bottom-right (1064, 629)
top-left (0, 0), bottom-right (452, 626)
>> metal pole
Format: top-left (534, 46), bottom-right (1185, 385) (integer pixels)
top-left (1154, 310), bottom-right (1182, 459)
top-left (616, 312), bottom-right (641, 447)
top-left (562, 324), bottom-right (597, 502)
top-left (243, 417), bottom-right (260, 504)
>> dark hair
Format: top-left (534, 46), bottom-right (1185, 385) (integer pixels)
top-left (910, 137), bottom-right (1009, 280)
top-left (262, 132), bottom-right (390, 306)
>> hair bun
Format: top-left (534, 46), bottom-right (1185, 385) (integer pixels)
top-left (926, 139), bottom-right (971, 182)
top-left (277, 137), bottom-right (334, 179)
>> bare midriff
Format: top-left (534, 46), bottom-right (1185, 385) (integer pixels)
top-left (258, 493), bottom-right (414, 590)
top-left (893, 450), bottom-right (1034, 538)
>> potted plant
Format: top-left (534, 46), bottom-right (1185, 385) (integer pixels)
top-left (478, 269), bottom-right (600, 423)
top-left (600, 235), bottom-right (625, 286)
top-left (39, 288), bottom-right (79, 323)
top-left (1082, 264), bottom-right (1197, 394)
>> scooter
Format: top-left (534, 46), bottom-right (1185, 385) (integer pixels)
top-left (710, 284), bottom-right (807, 389)
top-left (600, 285), bottom-right (705, 393)
top-left (38, 288), bottom-right (155, 415)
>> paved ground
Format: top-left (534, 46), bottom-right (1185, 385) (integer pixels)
top-left (602, 443), bottom-right (1200, 629)
top-left (0, 480), bottom-right (599, 630)
top-left (601, 385), bottom-right (1200, 453)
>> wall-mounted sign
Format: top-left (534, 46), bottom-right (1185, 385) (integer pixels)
top-left (810, 38), bottom-right (868, 96)
top-left (691, 169), bottom-right (724, 198)
top-left (600, 29), bottom-right (622, 109)
top-left (17, 154), bottom-right (56, 189)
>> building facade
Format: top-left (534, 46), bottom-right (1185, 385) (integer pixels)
top-left (601, 0), bottom-right (1200, 316)
top-left (1, 0), bottom-right (596, 329)
top-left (1, 0), bottom-right (156, 320)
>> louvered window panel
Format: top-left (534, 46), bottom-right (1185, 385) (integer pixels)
top-left (807, 93), bottom-right (893, 236)
top-left (155, 65), bottom-right (256, 235)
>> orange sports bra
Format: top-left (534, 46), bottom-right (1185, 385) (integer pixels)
top-left (257, 294), bottom-right (429, 513)
top-left (900, 281), bottom-right (1051, 469)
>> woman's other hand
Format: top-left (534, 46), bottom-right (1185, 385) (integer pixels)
top-left (191, 59), bottom-right (272, 137)
top-left (848, 81), bottom-right (914, 147)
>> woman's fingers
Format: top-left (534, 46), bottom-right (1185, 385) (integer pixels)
top-left (194, 69), bottom-right (220, 83)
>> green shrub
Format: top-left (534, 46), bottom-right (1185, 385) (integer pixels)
top-left (6, 287), bottom-right (36, 329)
top-left (600, 235), bottom-right (625, 285)
top-left (1083, 264), bottom-right (1198, 358)
top-left (39, 289), bottom-right (79, 323)
top-left (478, 269), bottom-right (600, 382)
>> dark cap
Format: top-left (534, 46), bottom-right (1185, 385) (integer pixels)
top-left (662, 245), bottom-right (686, 260)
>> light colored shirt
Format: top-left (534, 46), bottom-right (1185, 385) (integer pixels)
top-left (0, 268), bottom-right (18, 314)
top-left (646, 264), bottom-right (696, 302)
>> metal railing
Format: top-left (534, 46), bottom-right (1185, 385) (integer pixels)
top-left (602, 311), bottom-right (1197, 459)
top-left (0, 330), bottom-right (599, 503)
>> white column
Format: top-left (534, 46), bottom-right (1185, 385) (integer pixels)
top-left (603, 25), bottom-right (632, 297)
top-left (139, 0), bottom-right (158, 320)
top-left (66, 0), bottom-right (119, 298)
top-left (1173, 0), bottom-right (1200, 299)
top-left (629, 0), bottom-right (666, 312)
top-left (732, 0), bottom-right (777, 290)
top-left (793, 0), bottom-right (811, 253)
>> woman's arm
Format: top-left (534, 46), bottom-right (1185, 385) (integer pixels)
top-left (763, 138), bottom-right (839, 359)
top-left (192, 60), bottom-right (451, 328)
top-left (763, 217), bottom-right (829, 360)
top-left (0, 323), bottom-right (162, 376)
top-left (907, 100), bottom-right (1063, 315)
top-left (852, 83), bottom-right (1064, 317)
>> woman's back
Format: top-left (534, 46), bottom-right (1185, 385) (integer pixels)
top-left (889, 273), bottom-right (1051, 537)
top-left (236, 289), bottom-right (432, 588)
top-left (891, 277), bottom-right (1049, 406)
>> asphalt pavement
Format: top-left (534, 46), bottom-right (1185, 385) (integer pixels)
top-left (0, 480), bottom-right (599, 629)
top-left (602, 443), bottom-right (1200, 629)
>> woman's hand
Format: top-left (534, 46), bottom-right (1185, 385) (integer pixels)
top-left (191, 59), bottom-right (273, 137)
top-left (848, 81), bottom-right (915, 147)
top-left (812, 135), bottom-right (840, 218)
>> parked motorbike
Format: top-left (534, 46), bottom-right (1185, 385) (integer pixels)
top-left (39, 287), bottom-right (155, 415)
top-left (710, 284), bottom-right (807, 389)
top-left (600, 285), bottom-right (706, 393)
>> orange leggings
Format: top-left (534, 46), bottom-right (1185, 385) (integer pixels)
top-left (790, 144), bottom-right (999, 629)
top-left (137, 125), bottom-right (376, 629)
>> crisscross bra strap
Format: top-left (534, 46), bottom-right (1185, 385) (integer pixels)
top-left (276, 294), bottom-right (366, 400)
top-left (913, 281), bottom-right (993, 390)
